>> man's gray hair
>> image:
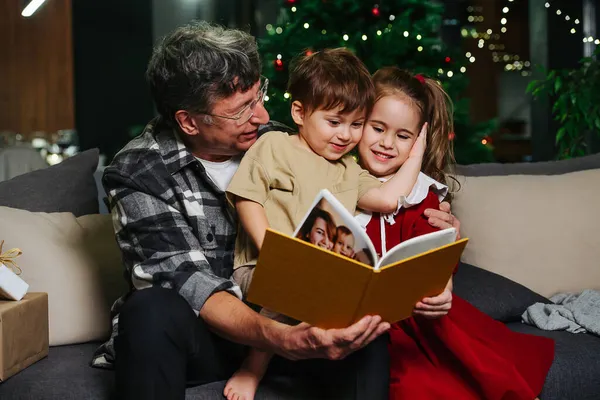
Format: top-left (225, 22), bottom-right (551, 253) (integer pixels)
top-left (146, 21), bottom-right (261, 125)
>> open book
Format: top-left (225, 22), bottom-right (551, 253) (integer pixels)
top-left (247, 189), bottom-right (468, 329)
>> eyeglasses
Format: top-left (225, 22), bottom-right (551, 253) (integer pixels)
top-left (203, 77), bottom-right (269, 126)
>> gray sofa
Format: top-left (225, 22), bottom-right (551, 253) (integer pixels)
top-left (0, 149), bottom-right (599, 399)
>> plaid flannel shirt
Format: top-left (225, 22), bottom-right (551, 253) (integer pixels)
top-left (92, 117), bottom-right (281, 368)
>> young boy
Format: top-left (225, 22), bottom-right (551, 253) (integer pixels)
top-left (224, 48), bottom-right (425, 400)
top-left (332, 225), bottom-right (356, 259)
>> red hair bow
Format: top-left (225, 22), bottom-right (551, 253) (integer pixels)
top-left (414, 74), bottom-right (426, 84)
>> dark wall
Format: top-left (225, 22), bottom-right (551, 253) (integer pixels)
top-left (73, 0), bottom-right (155, 161)
top-left (530, 0), bottom-right (585, 161)
top-left (0, 0), bottom-right (74, 136)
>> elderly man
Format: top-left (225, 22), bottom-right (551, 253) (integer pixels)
top-left (93, 21), bottom-right (460, 400)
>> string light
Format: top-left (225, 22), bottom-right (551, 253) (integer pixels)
top-left (416, 34), bottom-right (422, 40)
top-left (377, 30), bottom-right (382, 36)
top-left (362, 34), bottom-right (368, 41)
top-left (544, 1), bottom-right (596, 49)
top-left (403, 31), bottom-right (409, 37)
top-left (417, 46), bottom-right (423, 52)
top-left (303, 23), bottom-right (309, 29)
top-left (276, 27), bottom-right (283, 34)
top-left (343, 34), bottom-right (349, 41)
top-left (283, 92), bottom-right (290, 99)
top-left (291, 6), bottom-right (296, 12)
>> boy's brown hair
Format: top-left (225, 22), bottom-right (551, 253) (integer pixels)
top-left (287, 48), bottom-right (375, 115)
top-left (333, 225), bottom-right (354, 243)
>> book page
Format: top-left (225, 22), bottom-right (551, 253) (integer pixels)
top-left (293, 189), bottom-right (378, 267)
top-left (376, 227), bottom-right (457, 270)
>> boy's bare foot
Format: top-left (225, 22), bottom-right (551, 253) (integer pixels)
top-left (223, 367), bottom-right (261, 400)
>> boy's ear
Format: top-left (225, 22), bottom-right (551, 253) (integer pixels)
top-left (291, 101), bottom-right (305, 126)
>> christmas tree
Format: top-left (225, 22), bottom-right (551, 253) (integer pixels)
top-left (259, 0), bottom-right (495, 164)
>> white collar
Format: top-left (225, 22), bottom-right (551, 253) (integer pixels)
top-left (355, 172), bottom-right (448, 228)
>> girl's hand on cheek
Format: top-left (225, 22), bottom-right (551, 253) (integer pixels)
top-left (408, 122), bottom-right (428, 160)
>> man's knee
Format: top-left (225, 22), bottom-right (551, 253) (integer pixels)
top-left (118, 287), bottom-right (197, 347)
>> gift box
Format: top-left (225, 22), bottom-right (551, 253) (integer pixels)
top-left (0, 293), bottom-right (49, 381)
top-left (0, 240), bottom-right (28, 301)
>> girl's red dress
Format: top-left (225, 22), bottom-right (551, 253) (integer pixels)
top-left (365, 191), bottom-right (555, 400)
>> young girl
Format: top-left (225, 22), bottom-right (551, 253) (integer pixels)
top-left (357, 67), bottom-right (555, 400)
top-left (224, 49), bottom-right (425, 400)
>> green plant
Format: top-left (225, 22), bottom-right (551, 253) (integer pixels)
top-left (527, 47), bottom-right (600, 159)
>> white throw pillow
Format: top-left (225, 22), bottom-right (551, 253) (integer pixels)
top-left (0, 207), bottom-right (126, 346)
top-left (452, 169), bottom-right (600, 297)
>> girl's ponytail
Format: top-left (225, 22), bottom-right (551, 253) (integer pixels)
top-left (421, 77), bottom-right (455, 189)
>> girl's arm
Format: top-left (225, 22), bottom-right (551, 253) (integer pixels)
top-left (236, 198), bottom-right (269, 250)
top-left (358, 124), bottom-right (427, 213)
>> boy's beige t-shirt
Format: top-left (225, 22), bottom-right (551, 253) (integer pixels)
top-left (227, 130), bottom-right (381, 269)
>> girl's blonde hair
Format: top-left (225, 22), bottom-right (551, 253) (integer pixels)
top-left (372, 67), bottom-right (456, 194)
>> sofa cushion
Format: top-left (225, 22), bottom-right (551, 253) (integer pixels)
top-left (0, 207), bottom-right (126, 346)
top-left (0, 343), bottom-right (321, 400)
top-left (452, 168), bottom-right (600, 297)
top-left (506, 322), bottom-right (600, 400)
top-left (0, 149), bottom-right (100, 216)
top-left (0, 343), bottom-right (114, 400)
top-left (453, 262), bottom-right (550, 322)
top-left (455, 151), bottom-right (600, 176)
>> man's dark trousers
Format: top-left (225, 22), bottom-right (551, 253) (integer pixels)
top-left (115, 287), bottom-right (390, 399)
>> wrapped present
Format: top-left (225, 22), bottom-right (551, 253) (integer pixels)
top-left (0, 293), bottom-right (49, 381)
top-left (0, 240), bottom-right (28, 300)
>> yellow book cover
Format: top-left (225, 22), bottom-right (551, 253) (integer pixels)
top-left (247, 189), bottom-right (468, 329)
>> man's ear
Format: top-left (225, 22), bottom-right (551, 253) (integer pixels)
top-left (174, 110), bottom-right (199, 136)
top-left (291, 101), bottom-right (305, 127)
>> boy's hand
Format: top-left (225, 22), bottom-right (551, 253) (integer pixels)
top-left (408, 122), bottom-right (428, 160)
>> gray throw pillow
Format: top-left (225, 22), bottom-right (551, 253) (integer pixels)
top-left (453, 262), bottom-right (550, 322)
top-left (455, 151), bottom-right (600, 176)
top-left (0, 149), bottom-right (100, 216)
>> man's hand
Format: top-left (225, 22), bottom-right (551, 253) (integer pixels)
top-left (274, 315), bottom-right (390, 361)
top-left (424, 201), bottom-right (461, 239)
top-left (413, 278), bottom-right (453, 319)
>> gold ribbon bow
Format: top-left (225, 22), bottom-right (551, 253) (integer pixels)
top-left (0, 240), bottom-right (22, 275)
